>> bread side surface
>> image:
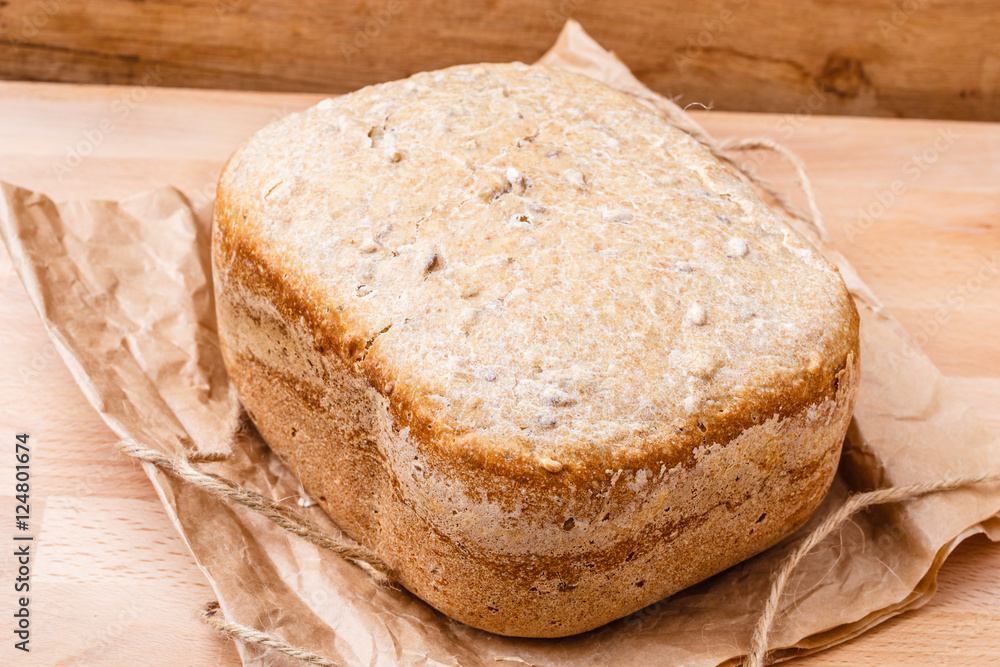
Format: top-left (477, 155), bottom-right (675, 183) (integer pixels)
top-left (213, 62), bottom-right (861, 636)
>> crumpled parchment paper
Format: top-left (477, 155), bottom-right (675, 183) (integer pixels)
top-left (1, 20), bottom-right (999, 667)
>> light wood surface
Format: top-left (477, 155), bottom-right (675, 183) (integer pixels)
top-left (0, 81), bottom-right (998, 665)
top-left (1, 1), bottom-right (1000, 122)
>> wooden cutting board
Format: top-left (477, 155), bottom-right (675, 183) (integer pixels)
top-left (0, 81), bottom-right (998, 666)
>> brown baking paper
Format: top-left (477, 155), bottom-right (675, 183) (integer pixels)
top-left (2, 21), bottom-right (1000, 666)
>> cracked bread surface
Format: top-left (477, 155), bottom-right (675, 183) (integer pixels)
top-left (213, 62), bottom-right (860, 637)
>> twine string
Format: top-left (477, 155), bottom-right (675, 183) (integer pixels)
top-left (200, 601), bottom-right (341, 667)
top-left (116, 439), bottom-right (392, 585)
top-left (715, 136), bottom-right (829, 243)
top-left (744, 471), bottom-right (1000, 667)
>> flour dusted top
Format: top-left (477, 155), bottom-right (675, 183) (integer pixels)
top-left (217, 63), bottom-right (857, 466)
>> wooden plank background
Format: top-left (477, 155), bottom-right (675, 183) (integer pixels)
top-left (1, 0), bottom-right (999, 121)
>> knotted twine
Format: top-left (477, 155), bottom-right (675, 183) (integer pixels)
top-left (116, 102), bottom-right (1000, 666)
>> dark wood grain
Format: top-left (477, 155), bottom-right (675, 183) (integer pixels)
top-left (0, 0), bottom-right (998, 121)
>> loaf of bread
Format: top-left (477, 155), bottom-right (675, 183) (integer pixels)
top-left (212, 63), bottom-right (859, 638)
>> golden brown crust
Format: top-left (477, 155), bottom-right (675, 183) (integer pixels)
top-left (212, 63), bottom-right (860, 636)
